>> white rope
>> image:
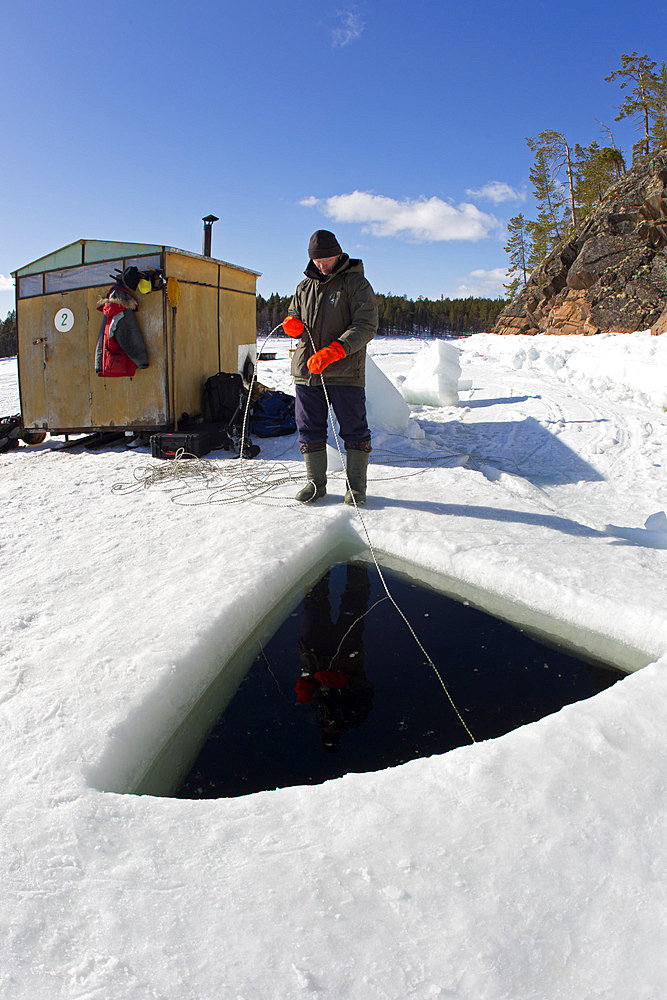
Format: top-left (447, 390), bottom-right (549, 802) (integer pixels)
top-left (112, 326), bottom-right (307, 507)
top-left (307, 330), bottom-right (475, 744)
top-left (111, 450), bottom-right (303, 505)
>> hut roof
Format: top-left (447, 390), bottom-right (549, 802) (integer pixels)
top-left (12, 239), bottom-right (261, 278)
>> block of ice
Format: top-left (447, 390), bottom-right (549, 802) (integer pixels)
top-left (365, 355), bottom-right (411, 434)
top-left (605, 509), bottom-right (667, 548)
top-left (400, 340), bottom-right (461, 406)
top-left (645, 511), bottom-right (667, 532)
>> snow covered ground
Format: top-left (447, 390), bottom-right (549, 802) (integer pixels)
top-left (1, 331), bottom-right (666, 1000)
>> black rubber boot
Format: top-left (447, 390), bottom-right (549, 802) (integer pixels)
top-left (295, 448), bottom-right (327, 502)
top-left (344, 449), bottom-right (369, 505)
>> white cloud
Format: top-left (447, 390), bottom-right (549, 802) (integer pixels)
top-left (331, 10), bottom-right (365, 47)
top-left (465, 181), bottom-right (525, 204)
top-left (0, 274), bottom-right (15, 291)
top-left (446, 267), bottom-right (508, 298)
top-left (301, 191), bottom-right (497, 242)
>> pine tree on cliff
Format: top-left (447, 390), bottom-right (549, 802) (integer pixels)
top-left (525, 211), bottom-right (555, 274)
top-left (527, 130), bottom-right (577, 229)
top-left (648, 60), bottom-right (667, 149)
top-left (504, 214), bottom-right (532, 298)
top-left (573, 142), bottom-right (627, 217)
top-left (524, 141), bottom-right (568, 265)
top-left (605, 52), bottom-right (659, 160)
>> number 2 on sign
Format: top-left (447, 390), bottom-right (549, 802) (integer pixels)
top-left (55, 309), bottom-right (74, 332)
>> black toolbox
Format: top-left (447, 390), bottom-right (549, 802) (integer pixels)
top-left (150, 431), bottom-right (213, 459)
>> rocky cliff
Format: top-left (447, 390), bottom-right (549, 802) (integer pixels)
top-left (494, 148), bottom-right (667, 337)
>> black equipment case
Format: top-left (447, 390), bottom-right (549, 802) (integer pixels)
top-left (150, 431), bottom-right (213, 459)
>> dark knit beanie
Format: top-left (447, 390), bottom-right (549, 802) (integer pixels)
top-left (308, 230), bottom-right (342, 259)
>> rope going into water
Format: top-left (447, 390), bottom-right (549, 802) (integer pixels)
top-left (303, 328), bottom-right (476, 745)
top-left (112, 323), bottom-right (476, 744)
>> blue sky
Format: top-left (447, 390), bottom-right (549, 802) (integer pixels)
top-left (1, 0), bottom-right (664, 319)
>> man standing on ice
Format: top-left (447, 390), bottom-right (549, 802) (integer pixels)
top-left (283, 229), bottom-right (378, 505)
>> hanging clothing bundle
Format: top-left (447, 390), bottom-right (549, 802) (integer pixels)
top-left (95, 285), bottom-right (149, 378)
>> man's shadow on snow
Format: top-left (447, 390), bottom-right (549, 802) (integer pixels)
top-left (381, 415), bottom-right (607, 488)
top-left (362, 414), bottom-right (660, 546)
top-left (363, 496), bottom-right (607, 539)
top-left (363, 497), bottom-right (649, 548)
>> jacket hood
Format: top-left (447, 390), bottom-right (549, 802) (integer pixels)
top-left (96, 285), bottom-right (138, 312)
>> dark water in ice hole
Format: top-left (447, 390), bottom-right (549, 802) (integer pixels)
top-left (176, 562), bottom-right (624, 799)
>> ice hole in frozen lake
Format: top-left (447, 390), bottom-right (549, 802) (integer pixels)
top-left (133, 559), bottom-right (625, 800)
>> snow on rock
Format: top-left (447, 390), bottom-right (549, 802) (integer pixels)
top-left (400, 339), bottom-right (461, 406)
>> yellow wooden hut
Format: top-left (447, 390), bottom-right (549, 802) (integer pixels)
top-left (12, 239), bottom-right (260, 434)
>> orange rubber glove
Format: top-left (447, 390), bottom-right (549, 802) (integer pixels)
top-left (282, 316), bottom-right (304, 337)
top-left (307, 340), bottom-right (346, 374)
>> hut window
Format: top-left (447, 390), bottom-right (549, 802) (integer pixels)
top-left (18, 274), bottom-right (44, 298)
top-left (44, 261), bottom-right (123, 294)
top-left (124, 254), bottom-right (161, 271)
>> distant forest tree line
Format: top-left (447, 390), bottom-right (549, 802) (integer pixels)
top-left (0, 310), bottom-right (16, 359)
top-left (0, 292), bottom-right (504, 362)
top-left (505, 51), bottom-right (667, 297)
top-left (257, 293), bottom-right (504, 339)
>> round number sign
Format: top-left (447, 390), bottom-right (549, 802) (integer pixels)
top-left (54, 308), bottom-right (74, 332)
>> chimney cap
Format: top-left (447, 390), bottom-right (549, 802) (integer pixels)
top-left (202, 214), bottom-right (219, 224)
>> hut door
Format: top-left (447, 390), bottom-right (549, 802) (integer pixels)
top-left (41, 299), bottom-right (94, 430)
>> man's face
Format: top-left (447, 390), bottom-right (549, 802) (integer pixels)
top-left (312, 254), bottom-right (340, 275)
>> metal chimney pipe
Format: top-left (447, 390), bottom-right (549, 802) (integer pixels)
top-left (202, 215), bottom-right (219, 257)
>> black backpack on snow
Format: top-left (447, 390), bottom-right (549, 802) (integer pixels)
top-left (202, 372), bottom-right (247, 431)
top-left (201, 372), bottom-right (260, 458)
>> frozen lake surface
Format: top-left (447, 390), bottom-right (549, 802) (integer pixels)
top-left (0, 331), bottom-right (666, 1000)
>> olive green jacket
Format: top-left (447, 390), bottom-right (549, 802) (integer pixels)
top-left (288, 255), bottom-right (378, 387)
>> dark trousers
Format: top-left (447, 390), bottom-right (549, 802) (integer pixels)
top-left (295, 384), bottom-right (371, 449)
top-left (301, 564), bottom-right (371, 666)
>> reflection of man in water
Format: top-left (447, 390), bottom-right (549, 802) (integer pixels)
top-left (295, 563), bottom-right (374, 752)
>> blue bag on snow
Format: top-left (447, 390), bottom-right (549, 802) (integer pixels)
top-left (251, 390), bottom-right (297, 438)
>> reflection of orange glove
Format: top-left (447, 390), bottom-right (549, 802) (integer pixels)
top-left (307, 341), bottom-right (346, 374)
top-left (295, 677), bottom-right (314, 703)
top-left (282, 316), bottom-right (304, 337)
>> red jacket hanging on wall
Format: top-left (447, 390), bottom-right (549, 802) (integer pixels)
top-left (95, 286), bottom-right (149, 378)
